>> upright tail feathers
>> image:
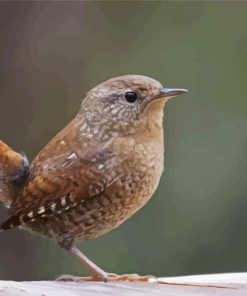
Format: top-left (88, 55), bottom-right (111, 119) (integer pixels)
top-left (0, 140), bottom-right (29, 208)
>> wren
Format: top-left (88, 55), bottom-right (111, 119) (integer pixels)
top-left (0, 75), bottom-right (187, 282)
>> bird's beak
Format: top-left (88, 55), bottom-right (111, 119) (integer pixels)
top-left (159, 88), bottom-right (188, 98)
top-left (144, 87), bottom-right (188, 113)
top-left (150, 88), bottom-right (188, 105)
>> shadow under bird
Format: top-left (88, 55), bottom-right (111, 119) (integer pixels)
top-left (0, 75), bottom-right (187, 282)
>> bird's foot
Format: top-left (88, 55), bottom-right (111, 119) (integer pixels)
top-left (104, 273), bottom-right (157, 283)
top-left (56, 273), bottom-right (158, 283)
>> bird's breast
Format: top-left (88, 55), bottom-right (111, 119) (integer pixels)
top-left (115, 138), bottom-right (164, 209)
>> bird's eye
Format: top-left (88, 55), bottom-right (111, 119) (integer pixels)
top-left (125, 91), bottom-right (137, 103)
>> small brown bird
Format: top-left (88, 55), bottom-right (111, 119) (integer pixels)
top-left (0, 75), bottom-right (187, 282)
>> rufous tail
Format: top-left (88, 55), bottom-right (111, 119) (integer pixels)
top-left (0, 140), bottom-right (29, 208)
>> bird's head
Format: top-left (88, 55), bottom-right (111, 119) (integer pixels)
top-left (78, 75), bottom-right (187, 138)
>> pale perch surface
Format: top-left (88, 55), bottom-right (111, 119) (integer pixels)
top-left (1, 273), bottom-right (247, 296)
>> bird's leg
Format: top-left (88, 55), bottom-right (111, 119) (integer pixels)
top-left (56, 245), bottom-right (157, 283)
top-left (56, 243), bottom-right (108, 281)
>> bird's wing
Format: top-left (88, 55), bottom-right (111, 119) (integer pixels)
top-left (1, 137), bottom-right (128, 230)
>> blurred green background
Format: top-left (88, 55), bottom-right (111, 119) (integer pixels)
top-left (1, 1), bottom-right (247, 281)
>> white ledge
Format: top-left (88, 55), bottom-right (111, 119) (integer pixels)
top-left (1, 273), bottom-right (247, 296)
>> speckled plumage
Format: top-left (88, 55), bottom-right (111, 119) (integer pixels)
top-left (0, 75), bottom-right (187, 280)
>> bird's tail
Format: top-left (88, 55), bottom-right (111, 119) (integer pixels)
top-left (0, 140), bottom-right (29, 208)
